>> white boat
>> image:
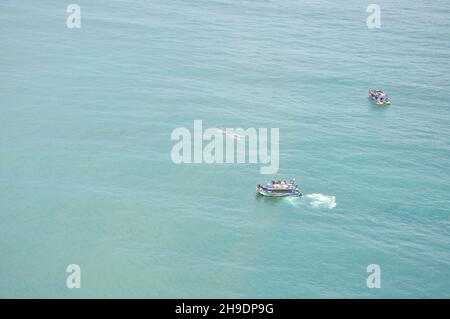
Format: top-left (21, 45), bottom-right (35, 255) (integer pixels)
top-left (256, 179), bottom-right (302, 197)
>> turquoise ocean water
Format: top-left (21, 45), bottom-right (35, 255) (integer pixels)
top-left (1, 0), bottom-right (449, 297)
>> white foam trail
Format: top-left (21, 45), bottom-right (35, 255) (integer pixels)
top-left (285, 196), bottom-right (301, 207)
top-left (305, 193), bottom-right (336, 209)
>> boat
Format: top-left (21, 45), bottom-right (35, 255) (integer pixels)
top-left (369, 89), bottom-right (391, 105)
top-left (256, 179), bottom-right (302, 197)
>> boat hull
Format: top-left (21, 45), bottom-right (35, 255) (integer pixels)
top-left (369, 96), bottom-right (391, 105)
top-left (257, 188), bottom-right (302, 197)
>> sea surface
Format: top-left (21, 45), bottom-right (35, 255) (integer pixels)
top-left (1, 0), bottom-right (449, 298)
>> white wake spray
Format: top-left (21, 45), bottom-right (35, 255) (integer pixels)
top-left (305, 193), bottom-right (337, 209)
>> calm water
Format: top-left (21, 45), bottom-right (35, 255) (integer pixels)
top-left (1, 0), bottom-right (449, 298)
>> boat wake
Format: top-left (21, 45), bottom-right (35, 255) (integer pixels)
top-left (305, 193), bottom-right (336, 209)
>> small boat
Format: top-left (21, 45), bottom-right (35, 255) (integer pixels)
top-left (369, 89), bottom-right (391, 105)
top-left (256, 179), bottom-right (302, 197)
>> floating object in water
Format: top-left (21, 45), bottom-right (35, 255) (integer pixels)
top-left (256, 179), bottom-right (302, 197)
top-left (369, 89), bottom-right (391, 105)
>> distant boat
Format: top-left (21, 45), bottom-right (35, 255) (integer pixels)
top-left (256, 179), bottom-right (302, 197)
top-left (369, 89), bottom-right (391, 105)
